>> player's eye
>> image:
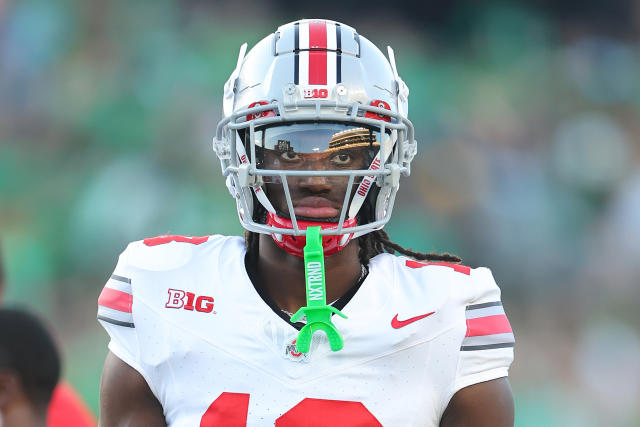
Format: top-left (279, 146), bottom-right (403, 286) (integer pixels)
top-left (280, 151), bottom-right (301, 162)
top-left (331, 152), bottom-right (353, 166)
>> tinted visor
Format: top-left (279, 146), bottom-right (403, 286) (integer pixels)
top-left (252, 123), bottom-right (383, 182)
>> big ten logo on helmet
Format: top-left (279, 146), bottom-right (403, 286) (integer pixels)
top-left (166, 289), bottom-right (215, 314)
top-left (303, 88), bottom-right (328, 99)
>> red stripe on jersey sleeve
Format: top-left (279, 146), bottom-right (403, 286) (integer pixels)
top-left (465, 314), bottom-right (512, 337)
top-left (308, 21), bottom-right (327, 85)
top-left (98, 287), bottom-right (133, 313)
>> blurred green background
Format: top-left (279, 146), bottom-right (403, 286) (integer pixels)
top-left (1, 0), bottom-right (639, 425)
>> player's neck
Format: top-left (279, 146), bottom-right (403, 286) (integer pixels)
top-left (255, 234), bottom-right (363, 314)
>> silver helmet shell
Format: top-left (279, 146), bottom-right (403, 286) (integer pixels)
top-left (213, 19), bottom-right (417, 238)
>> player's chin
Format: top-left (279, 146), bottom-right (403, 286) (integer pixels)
top-left (276, 210), bottom-right (341, 223)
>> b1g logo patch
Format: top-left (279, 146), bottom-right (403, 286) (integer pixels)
top-left (166, 289), bottom-right (215, 314)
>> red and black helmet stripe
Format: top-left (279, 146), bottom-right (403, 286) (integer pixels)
top-left (292, 20), bottom-right (352, 87)
top-left (308, 20), bottom-right (327, 85)
top-left (335, 22), bottom-right (342, 83)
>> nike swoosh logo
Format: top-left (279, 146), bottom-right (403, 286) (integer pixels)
top-left (391, 312), bottom-right (435, 329)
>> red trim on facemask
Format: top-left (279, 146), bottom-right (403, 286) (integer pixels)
top-left (266, 212), bottom-right (356, 258)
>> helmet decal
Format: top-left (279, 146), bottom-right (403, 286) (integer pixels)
top-left (246, 101), bottom-right (275, 121)
top-left (364, 100), bottom-right (392, 122)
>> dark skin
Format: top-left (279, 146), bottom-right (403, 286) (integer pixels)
top-left (259, 149), bottom-right (366, 313)
top-left (100, 352), bottom-right (166, 427)
top-left (100, 149), bottom-right (514, 426)
top-left (0, 371), bottom-right (48, 427)
top-left (440, 378), bottom-right (514, 426)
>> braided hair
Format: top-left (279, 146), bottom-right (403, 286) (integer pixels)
top-left (244, 228), bottom-right (460, 267)
top-left (352, 185), bottom-right (460, 265)
top-left (244, 228), bottom-right (459, 265)
top-left (355, 228), bottom-right (460, 265)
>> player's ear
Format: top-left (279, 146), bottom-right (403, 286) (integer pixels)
top-left (0, 371), bottom-right (21, 409)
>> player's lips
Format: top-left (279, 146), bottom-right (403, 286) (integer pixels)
top-left (293, 197), bottom-right (340, 218)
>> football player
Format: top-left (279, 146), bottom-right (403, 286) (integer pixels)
top-left (98, 19), bottom-right (514, 426)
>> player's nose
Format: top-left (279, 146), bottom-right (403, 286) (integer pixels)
top-left (296, 157), bottom-right (334, 192)
top-left (297, 175), bottom-right (332, 192)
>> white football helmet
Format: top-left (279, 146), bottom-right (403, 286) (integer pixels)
top-left (213, 19), bottom-right (417, 257)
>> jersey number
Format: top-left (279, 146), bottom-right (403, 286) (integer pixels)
top-left (200, 392), bottom-right (382, 426)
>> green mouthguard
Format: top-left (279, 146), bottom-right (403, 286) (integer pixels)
top-left (290, 226), bottom-right (347, 352)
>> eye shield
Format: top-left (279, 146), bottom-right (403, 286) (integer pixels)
top-left (255, 122), bottom-right (381, 154)
top-left (246, 123), bottom-right (384, 186)
top-left (216, 106), bottom-right (408, 237)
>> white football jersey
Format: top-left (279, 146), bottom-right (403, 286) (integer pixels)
top-left (98, 235), bottom-right (514, 426)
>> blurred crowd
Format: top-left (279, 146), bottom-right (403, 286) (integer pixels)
top-left (0, 0), bottom-right (638, 425)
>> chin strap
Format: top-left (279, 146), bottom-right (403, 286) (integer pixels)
top-left (267, 213), bottom-right (357, 258)
top-left (290, 226), bottom-right (347, 352)
top-left (235, 133), bottom-right (276, 214)
top-left (347, 129), bottom-right (397, 221)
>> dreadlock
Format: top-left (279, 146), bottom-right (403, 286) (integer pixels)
top-left (353, 184), bottom-right (461, 266)
top-left (355, 229), bottom-right (460, 266)
top-left (245, 229), bottom-right (260, 265)
top-left (244, 228), bottom-right (460, 267)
